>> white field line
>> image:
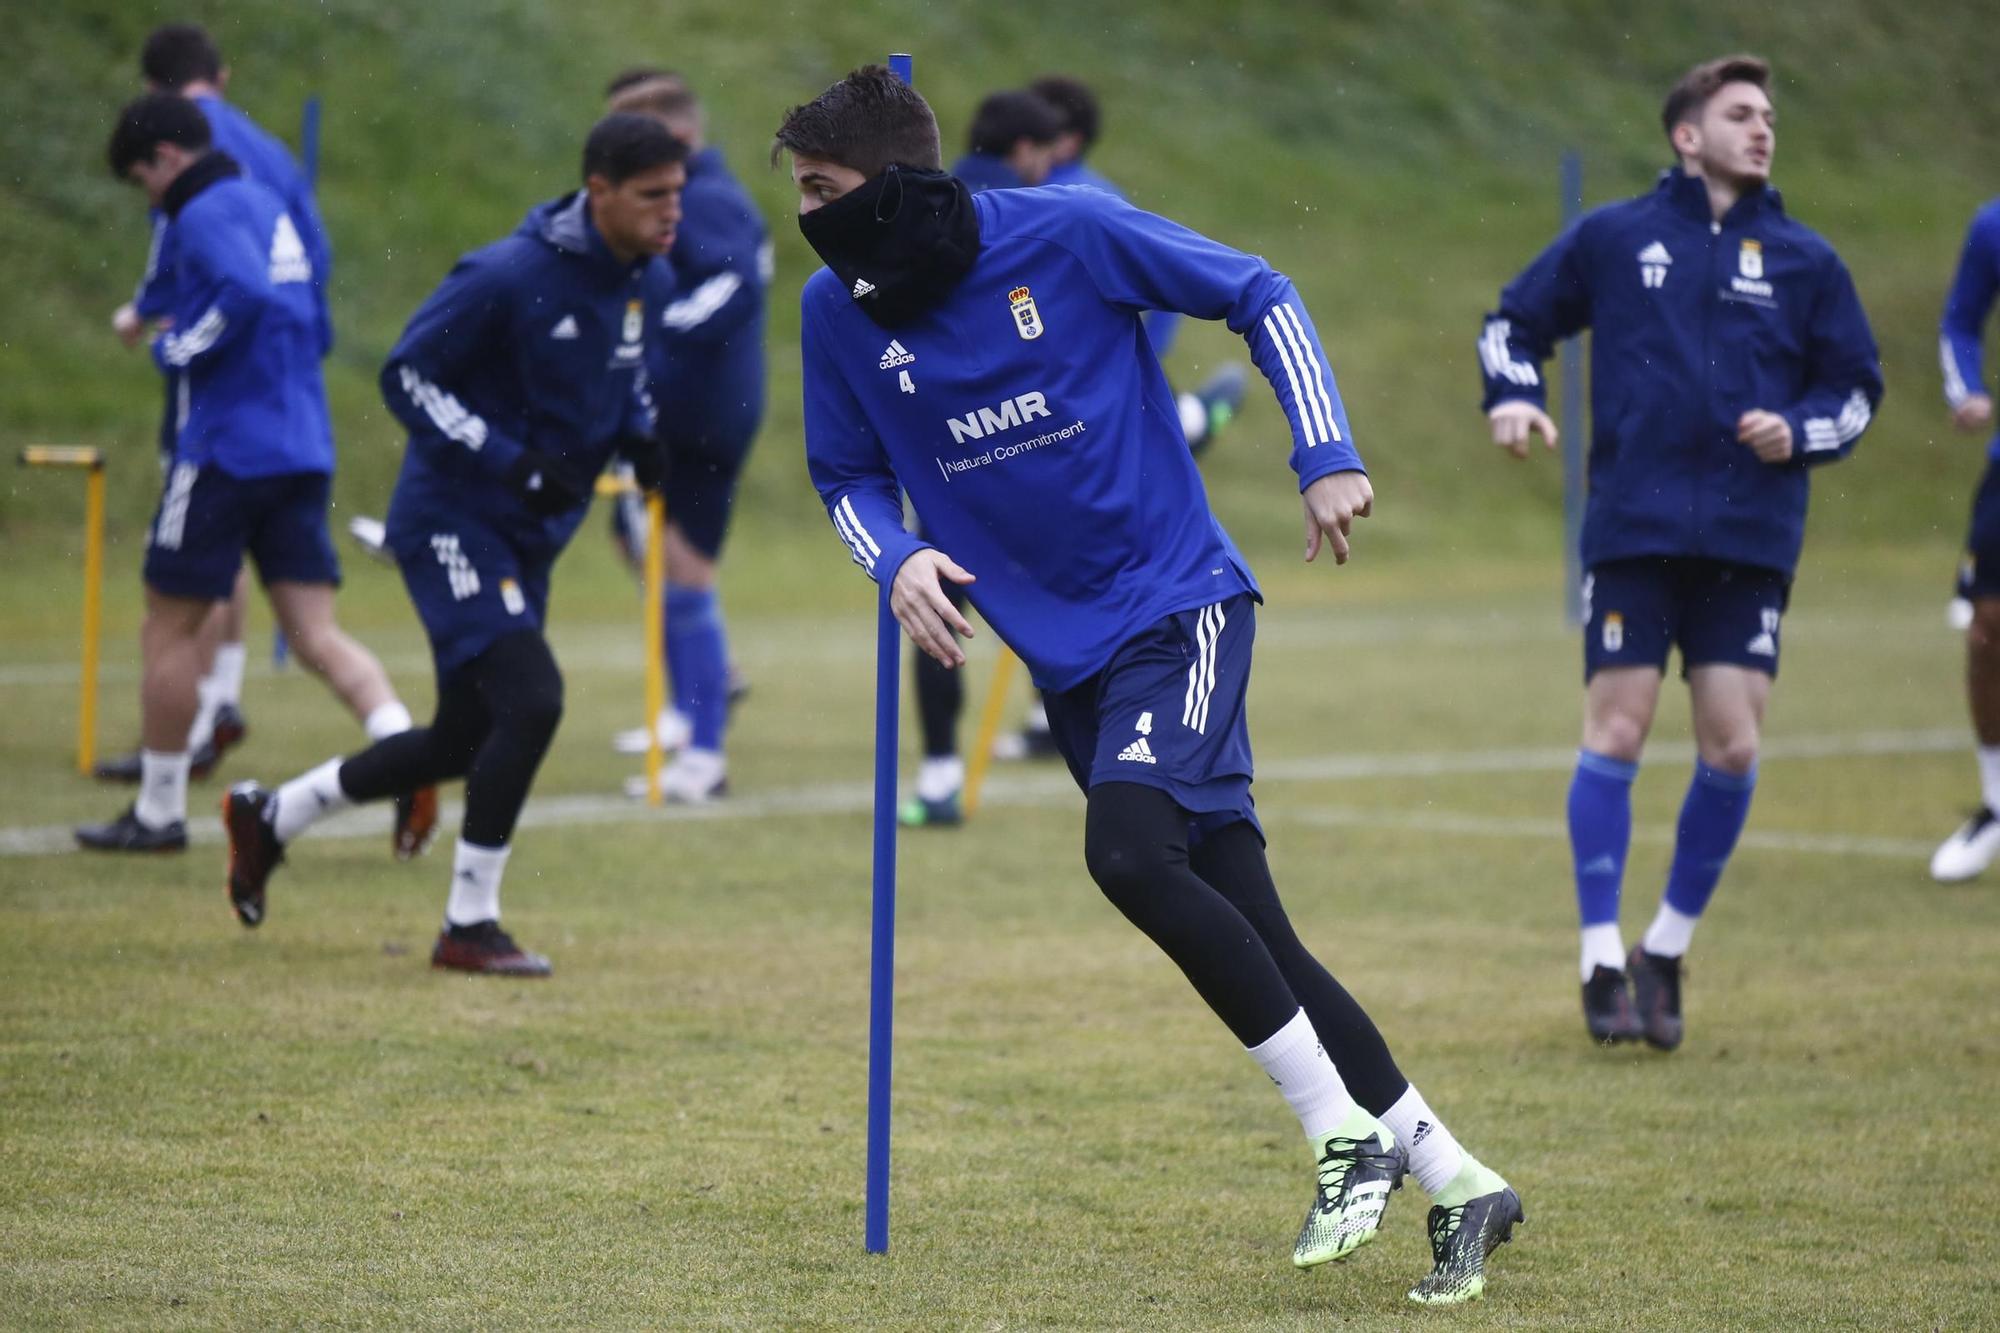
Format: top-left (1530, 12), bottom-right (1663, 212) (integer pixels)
top-left (0, 728), bottom-right (1960, 860)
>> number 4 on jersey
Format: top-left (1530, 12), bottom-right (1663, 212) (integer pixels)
top-left (898, 369), bottom-right (915, 395)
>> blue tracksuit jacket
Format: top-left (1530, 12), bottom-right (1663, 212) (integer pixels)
top-left (645, 147), bottom-right (768, 458)
top-left (1942, 198), bottom-right (2000, 456)
top-left (137, 94), bottom-right (333, 357)
top-left (1481, 167), bottom-right (1883, 577)
top-left (802, 184), bottom-right (1362, 691)
top-left (150, 165), bottom-right (332, 479)
top-left (381, 191), bottom-right (660, 562)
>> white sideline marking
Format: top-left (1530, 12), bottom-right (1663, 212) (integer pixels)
top-left (2, 728), bottom-right (1962, 860)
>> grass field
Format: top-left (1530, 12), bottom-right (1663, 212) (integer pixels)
top-left (4, 519), bottom-right (1998, 1328)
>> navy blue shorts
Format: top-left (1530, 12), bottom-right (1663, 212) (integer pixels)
top-left (397, 514), bottom-right (551, 676)
top-left (1963, 458), bottom-right (2000, 598)
top-left (1582, 557), bottom-right (1790, 682)
top-left (1042, 593), bottom-right (1261, 838)
top-left (665, 430), bottom-right (752, 560)
top-left (143, 464), bottom-right (340, 601)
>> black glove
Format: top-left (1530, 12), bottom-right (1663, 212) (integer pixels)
top-left (507, 450), bottom-right (586, 516)
top-left (625, 436), bottom-right (671, 496)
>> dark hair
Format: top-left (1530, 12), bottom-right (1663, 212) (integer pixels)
top-left (604, 66), bottom-right (683, 99)
top-left (967, 90), bottom-right (1061, 157)
top-left (108, 92), bottom-right (211, 177)
top-left (140, 24), bottom-right (223, 90)
top-left (610, 78), bottom-right (701, 125)
top-left (1661, 54), bottom-right (1771, 146)
top-left (582, 112), bottom-right (689, 184)
top-left (771, 65), bottom-right (941, 176)
top-left (1029, 75), bottom-right (1100, 149)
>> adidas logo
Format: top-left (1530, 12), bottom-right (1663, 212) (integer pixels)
top-left (852, 277), bottom-right (877, 298)
top-left (1637, 241), bottom-right (1673, 265)
top-left (268, 214), bottom-right (312, 284)
top-left (1412, 1119), bottom-right (1433, 1146)
top-left (1115, 737), bottom-right (1158, 765)
top-left (1746, 631), bottom-right (1777, 657)
top-left (1581, 853), bottom-right (1620, 876)
top-left (550, 315), bottom-right (580, 340)
top-left (879, 340), bottom-right (916, 369)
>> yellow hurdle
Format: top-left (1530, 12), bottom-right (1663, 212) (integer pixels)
top-left (963, 647), bottom-right (1020, 818)
top-left (18, 446), bottom-right (107, 775)
top-left (596, 470), bottom-right (668, 805)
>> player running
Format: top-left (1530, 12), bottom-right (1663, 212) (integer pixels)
top-left (221, 115), bottom-right (685, 975)
top-left (780, 65), bottom-right (1521, 1305)
top-left (1929, 197), bottom-right (2000, 881)
top-left (80, 94), bottom-right (417, 855)
top-left (1479, 55), bottom-right (1883, 1048)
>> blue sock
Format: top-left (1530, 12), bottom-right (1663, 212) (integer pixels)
top-left (1568, 750), bottom-right (1638, 927)
top-left (664, 584), bottom-right (729, 752)
top-left (1663, 761), bottom-right (1757, 919)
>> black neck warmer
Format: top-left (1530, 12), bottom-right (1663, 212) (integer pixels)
top-left (798, 166), bottom-right (981, 327)
top-left (161, 151), bottom-right (242, 219)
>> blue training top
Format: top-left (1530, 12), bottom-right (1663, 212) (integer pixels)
top-left (1942, 198), bottom-right (2000, 458)
top-left (150, 165), bottom-right (332, 479)
top-left (1481, 167), bottom-right (1883, 578)
top-left (802, 183), bottom-right (1363, 691)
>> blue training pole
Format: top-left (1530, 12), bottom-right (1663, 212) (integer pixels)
top-left (865, 49), bottom-right (913, 1257)
top-left (272, 95), bottom-right (325, 670)
top-left (1559, 149), bottom-right (1585, 626)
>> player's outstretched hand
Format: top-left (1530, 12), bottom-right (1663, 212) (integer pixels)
top-left (1736, 409), bottom-right (1794, 464)
top-left (1954, 394), bottom-right (1995, 434)
top-left (1489, 401), bottom-right (1558, 459)
top-left (111, 303), bottom-right (145, 349)
top-left (1303, 470), bottom-right (1373, 566)
top-left (890, 549), bottom-right (976, 667)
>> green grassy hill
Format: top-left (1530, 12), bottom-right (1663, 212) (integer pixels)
top-left (5, 0), bottom-right (1997, 578)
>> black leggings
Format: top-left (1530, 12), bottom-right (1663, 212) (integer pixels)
top-left (337, 630), bottom-right (565, 847)
top-left (912, 580), bottom-right (968, 759)
top-left (1083, 782), bottom-right (1407, 1115)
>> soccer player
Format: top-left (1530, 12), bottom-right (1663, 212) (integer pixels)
top-left (80, 95), bottom-right (416, 853)
top-left (600, 71), bottom-right (772, 803)
top-left (98, 23), bottom-right (338, 784)
top-left (222, 114), bottom-right (686, 976)
top-left (1479, 56), bottom-right (1883, 1047)
top-left (950, 89), bottom-right (1062, 192)
top-left (780, 66), bottom-right (1521, 1305)
top-left (1929, 198), bottom-right (2000, 881)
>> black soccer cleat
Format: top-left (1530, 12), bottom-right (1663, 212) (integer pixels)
top-left (93, 704), bottom-right (249, 784)
top-left (1582, 964), bottom-right (1643, 1045)
top-left (431, 921), bottom-right (552, 978)
top-left (74, 805), bottom-right (187, 853)
top-left (393, 785), bottom-right (440, 861)
top-left (222, 782), bottom-right (285, 927)
top-left (1408, 1186), bottom-right (1525, 1306)
top-left (1292, 1120), bottom-right (1408, 1267)
top-left (1627, 945), bottom-right (1685, 1051)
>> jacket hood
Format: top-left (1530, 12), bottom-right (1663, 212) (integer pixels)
top-left (515, 190), bottom-right (642, 272)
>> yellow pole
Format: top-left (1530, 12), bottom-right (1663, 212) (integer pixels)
top-left (18, 446), bottom-right (107, 775)
top-left (79, 465), bottom-right (106, 776)
top-left (643, 493), bottom-right (668, 806)
top-left (962, 647), bottom-right (1019, 818)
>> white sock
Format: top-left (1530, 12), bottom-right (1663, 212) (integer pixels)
top-left (917, 755), bottom-right (964, 802)
top-left (273, 758), bottom-right (351, 843)
top-left (1978, 746), bottom-right (2000, 814)
top-left (134, 750), bottom-right (190, 829)
top-left (1246, 1008), bottom-right (1355, 1141)
top-left (364, 700), bottom-right (414, 741)
top-left (187, 678), bottom-right (221, 750)
top-left (1580, 922), bottom-right (1625, 982)
top-left (446, 838), bottom-right (510, 926)
top-left (1381, 1084), bottom-right (1466, 1197)
top-left (1641, 901), bottom-right (1699, 958)
top-left (209, 642), bottom-right (247, 705)
top-left (1177, 390), bottom-right (1208, 443)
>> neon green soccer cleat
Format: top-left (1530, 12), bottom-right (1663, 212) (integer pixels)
top-left (1292, 1115), bottom-right (1406, 1268)
top-left (1407, 1184), bottom-right (1525, 1306)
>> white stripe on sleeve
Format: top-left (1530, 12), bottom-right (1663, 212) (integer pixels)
top-left (398, 365), bottom-right (490, 452)
top-left (1262, 311), bottom-right (1322, 446)
top-left (1278, 303), bottom-right (1340, 443)
top-left (661, 272), bottom-right (745, 332)
top-left (1942, 336), bottom-right (1972, 409)
top-left (159, 307), bottom-right (227, 367)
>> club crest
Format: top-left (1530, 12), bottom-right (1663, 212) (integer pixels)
top-left (1738, 239), bottom-right (1763, 280)
top-left (1008, 286), bottom-right (1044, 341)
